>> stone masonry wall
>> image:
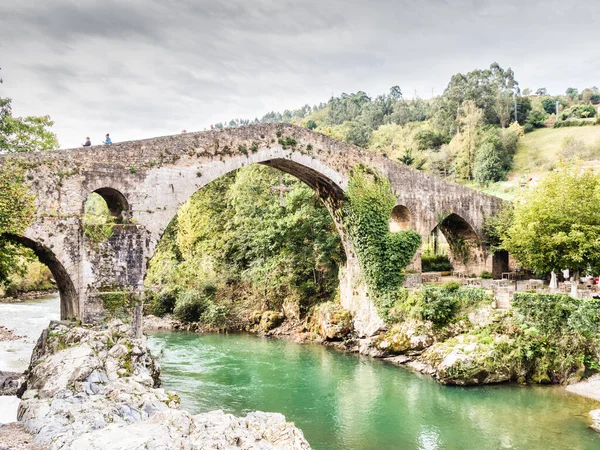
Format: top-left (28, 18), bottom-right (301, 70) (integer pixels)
top-left (0, 124), bottom-right (503, 336)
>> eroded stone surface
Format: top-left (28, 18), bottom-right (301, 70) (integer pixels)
top-left (17, 320), bottom-right (310, 450)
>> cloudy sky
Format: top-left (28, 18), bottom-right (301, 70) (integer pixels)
top-left (1, 0), bottom-right (598, 148)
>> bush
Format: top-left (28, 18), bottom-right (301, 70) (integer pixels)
top-left (523, 123), bottom-right (535, 133)
top-left (511, 293), bottom-right (600, 382)
top-left (150, 288), bottom-right (179, 317)
top-left (201, 303), bottom-right (229, 329)
top-left (554, 120), bottom-right (595, 128)
top-left (480, 271), bottom-right (492, 279)
top-left (173, 285), bottom-right (215, 323)
top-left (560, 104), bottom-right (597, 120)
top-left (526, 110), bottom-right (546, 128)
top-left (422, 252), bottom-right (452, 272)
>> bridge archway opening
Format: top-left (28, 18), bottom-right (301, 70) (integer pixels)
top-left (431, 213), bottom-right (483, 274)
top-left (389, 205), bottom-right (412, 232)
top-left (4, 235), bottom-right (78, 320)
top-left (144, 163), bottom-right (346, 325)
top-left (87, 188), bottom-right (130, 223)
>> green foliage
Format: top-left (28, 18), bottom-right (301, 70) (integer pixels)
top-left (526, 110), bottom-right (547, 128)
top-left (305, 119), bottom-right (317, 130)
top-left (149, 288), bottom-right (179, 317)
top-left (421, 250), bottom-right (452, 272)
top-left (432, 62), bottom-right (519, 134)
top-left (173, 285), bottom-right (214, 323)
top-left (386, 284), bottom-right (493, 327)
top-left (554, 120), bottom-right (596, 128)
top-left (511, 293), bottom-right (600, 382)
top-left (501, 163), bottom-right (600, 275)
top-left (146, 165), bottom-right (344, 325)
top-left (413, 129), bottom-right (450, 151)
top-left (560, 104), bottom-right (597, 120)
top-left (0, 163), bottom-right (36, 284)
top-left (343, 166), bottom-right (421, 310)
top-left (0, 71), bottom-right (59, 152)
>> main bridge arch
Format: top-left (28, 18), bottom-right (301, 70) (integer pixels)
top-left (0, 123), bottom-right (504, 336)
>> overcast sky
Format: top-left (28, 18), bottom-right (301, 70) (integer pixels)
top-left (1, 0), bottom-right (598, 148)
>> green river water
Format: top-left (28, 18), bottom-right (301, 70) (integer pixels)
top-left (147, 331), bottom-right (600, 450)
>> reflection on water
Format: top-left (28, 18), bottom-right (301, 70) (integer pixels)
top-left (148, 332), bottom-right (600, 450)
top-left (0, 293), bottom-right (60, 372)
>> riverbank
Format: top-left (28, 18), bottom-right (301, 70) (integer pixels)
top-left (0, 289), bottom-right (57, 304)
top-left (144, 292), bottom-right (600, 436)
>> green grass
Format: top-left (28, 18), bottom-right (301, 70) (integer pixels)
top-left (512, 126), bottom-right (600, 175)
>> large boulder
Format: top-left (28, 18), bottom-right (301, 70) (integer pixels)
top-left (376, 320), bottom-right (435, 354)
top-left (312, 302), bottom-right (353, 340)
top-left (415, 333), bottom-right (524, 385)
top-left (17, 320), bottom-right (310, 449)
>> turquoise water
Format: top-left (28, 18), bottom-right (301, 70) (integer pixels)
top-left (147, 332), bottom-right (600, 450)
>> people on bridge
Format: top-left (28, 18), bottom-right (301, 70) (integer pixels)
top-left (82, 137), bottom-right (91, 147)
top-left (104, 133), bottom-right (112, 145)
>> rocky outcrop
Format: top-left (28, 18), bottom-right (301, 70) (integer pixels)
top-left (312, 302), bottom-right (353, 340)
top-left (376, 320), bottom-right (435, 354)
top-left (0, 325), bottom-right (22, 342)
top-left (0, 371), bottom-right (25, 396)
top-left (411, 333), bottom-right (524, 385)
top-left (17, 320), bottom-right (310, 449)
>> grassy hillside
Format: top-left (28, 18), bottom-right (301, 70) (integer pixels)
top-left (480, 126), bottom-right (600, 200)
top-left (513, 126), bottom-right (600, 174)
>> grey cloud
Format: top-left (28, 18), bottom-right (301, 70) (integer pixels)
top-left (1, 0), bottom-right (599, 148)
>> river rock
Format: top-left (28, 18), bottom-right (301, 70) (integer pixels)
top-left (590, 409), bottom-right (600, 433)
top-left (0, 371), bottom-right (25, 396)
top-left (16, 320), bottom-right (310, 449)
top-left (312, 302), bottom-right (353, 340)
top-left (415, 333), bottom-right (523, 385)
top-left (376, 320), bottom-right (435, 354)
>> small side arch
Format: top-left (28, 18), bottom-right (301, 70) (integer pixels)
top-left (4, 235), bottom-right (79, 320)
top-left (431, 213), bottom-right (485, 274)
top-left (389, 205), bottom-right (413, 232)
top-left (90, 187), bottom-right (130, 222)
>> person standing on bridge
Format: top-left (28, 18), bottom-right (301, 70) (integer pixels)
top-left (104, 133), bottom-right (112, 145)
top-left (82, 137), bottom-right (91, 147)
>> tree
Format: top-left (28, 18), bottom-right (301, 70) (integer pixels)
top-left (535, 88), bottom-right (547, 96)
top-left (0, 70), bottom-right (59, 152)
top-left (473, 130), bottom-right (510, 185)
top-left (453, 101), bottom-right (484, 181)
top-left (501, 163), bottom-right (600, 296)
top-left (0, 162), bottom-right (36, 283)
top-left (0, 69), bottom-right (58, 285)
top-left (566, 87), bottom-right (579, 101)
top-left (432, 62), bottom-right (519, 134)
top-left (305, 119), bottom-right (317, 131)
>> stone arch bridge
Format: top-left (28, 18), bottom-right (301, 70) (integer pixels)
top-left (1, 124), bottom-right (504, 336)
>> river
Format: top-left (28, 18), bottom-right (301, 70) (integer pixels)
top-left (1, 294), bottom-right (599, 449)
top-left (148, 331), bottom-right (600, 450)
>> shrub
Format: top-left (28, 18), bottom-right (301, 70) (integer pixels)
top-left (173, 285), bottom-right (215, 323)
top-left (554, 120), bottom-right (595, 128)
top-left (560, 104), bottom-right (597, 120)
top-left (422, 252), bottom-right (452, 272)
top-left (201, 302), bottom-right (229, 329)
top-left (480, 271), bottom-right (492, 279)
top-left (150, 288), bottom-right (179, 317)
top-left (523, 123), bottom-right (535, 133)
top-left (511, 293), bottom-right (600, 382)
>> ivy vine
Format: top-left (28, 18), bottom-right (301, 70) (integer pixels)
top-left (343, 165), bottom-right (421, 312)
